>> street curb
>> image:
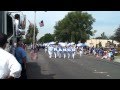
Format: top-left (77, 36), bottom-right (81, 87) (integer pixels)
top-left (87, 55), bottom-right (120, 66)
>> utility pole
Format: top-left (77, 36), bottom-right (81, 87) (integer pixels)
top-left (33, 11), bottom-right (36, 50)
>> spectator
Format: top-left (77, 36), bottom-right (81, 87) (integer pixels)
top-left (15, 37), bottom-right (27, 79)
top-left (101, 51), bottom-right (108, 59)
top-left (108, 50), bottom-right (113, 61)
top-left (22, 43), bottom-right (26, 50)
top-left (0, 33), bottom-right (22, 79)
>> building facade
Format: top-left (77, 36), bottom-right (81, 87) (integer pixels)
top-left (86, 39), bottom-right (119, 48)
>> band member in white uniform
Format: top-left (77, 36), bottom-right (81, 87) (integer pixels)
top-left (71, 45), bottom-right (76, 59)
top-left (48, 45), bottom-right (53, 58)
top-left (67, 46), bottom-right (72, 59)
top-left (57, 45), bottom-right (59, 58)
top-left (79, 46), bottom-right (83, 57)
top-left (63, 46), bottom-right (67, 59)
top-left (58, 46), bottom-right (63, 58)
top-left (45, 46), bottom-right (48, 53)
top-left (53, 45), bottom-right (57, 58)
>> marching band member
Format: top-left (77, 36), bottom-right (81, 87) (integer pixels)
top-left (63, 46), bottom-right (67, 59)
top-left (58, 46), bottom-right (63, 58)
top-left (67, 45), bottom-right (72, 59)
top-left (71, 45), bottom-right (76, 59)
top-left (45, 46), bottom-right (48, 53)
top-left (48, 45), bottom-right (53, 58)
top-left (79, 46), bottom-right (83, 57)
top-left (53, 45), bottom-right (57, 58)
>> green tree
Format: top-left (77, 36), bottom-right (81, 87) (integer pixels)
top-left (99, 42), bottom-right (102, 48)
top-left (114, 25), bottom-right (120, 42)
top-left (109, 35), bottom-right (115, 44)
top-left (95, 32), bottom-right (108, 39)
top-left (91, 30), bottom-right (97, 39)
top-left (25, 24), bottom-right (39, 44)
top-left (101, 32), bottom-right (108, 39)
top-left (95, 37), bottom-right (103, 39)
top-left (54, 11), bottom-right (95, 44)
top-left (38, 33), bottom-right (54, 43)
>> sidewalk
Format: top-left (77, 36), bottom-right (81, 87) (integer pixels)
top-left (114, 56), bottom-right (120, 63)
top-left (86, 54), bottom-right (120, 66)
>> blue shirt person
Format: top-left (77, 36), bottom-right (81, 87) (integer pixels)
top-left (15, 47), bottom-right (27, 64)
top-left (15, 37), bottom-right (27, 79)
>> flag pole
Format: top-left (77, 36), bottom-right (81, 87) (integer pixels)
top-left (33, 11), bottom-right (36, 50)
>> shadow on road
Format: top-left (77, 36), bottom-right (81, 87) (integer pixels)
top-left (26, 62), bottom-right (55, 79)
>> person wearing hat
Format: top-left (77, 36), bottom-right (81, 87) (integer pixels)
top-left (15, 37), bottom-right (27, 79)
top-left (0, 33), bottom-right (22, 79)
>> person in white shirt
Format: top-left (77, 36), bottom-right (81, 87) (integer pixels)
top-left (48, 45), bottom-right (53, 58)
top-left (108, 50), bottom-right (113, 61)
top-left (71, 45), bottom-right (76, 59)
top-left (15, 15), bottom-right (20, 36)
top-left (67, 46), bottom-right (72, 59)
top-left (58, 46), bottom-right (63, 58)
top-left (53, 45), bottom-right (57, 58)
top-left (79, 46), bottom-right (83, 57)
top-left (45, 46), bottom-right (48, 53)
top-left (63, 46), bottom-right (67, 59)
top-left (57, 46), bottom-right (59, 58)
top-left (0, 33), bottom-right (22, 79)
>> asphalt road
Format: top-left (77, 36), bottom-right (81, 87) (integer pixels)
top-left (26, 49), bottom-right (120, 79)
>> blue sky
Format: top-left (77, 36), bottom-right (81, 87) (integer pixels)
top-left (22, 11), bottom-right (120, 40)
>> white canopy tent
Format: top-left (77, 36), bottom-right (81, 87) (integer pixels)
top-left (77, 43), bottom-right (89, 47)
top-left (58, 42), bottom-right (67, 47)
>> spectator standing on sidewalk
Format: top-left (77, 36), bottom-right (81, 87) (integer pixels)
top-left (108, 50), bottom-right (113, 61)
top-left (0, 33), bottom-right (22, 79)
top-left (15, 37), bottom-right (27, 79)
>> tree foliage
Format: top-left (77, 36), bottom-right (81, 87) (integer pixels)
top-left (25, 24), bottom-right (39, 44)
top-left (99, 42), bottom-right (102, 48)
top-left (95, 32), bottom-right (108, 39)
top-left (38, 33), bottom-right (54, 43)
top-left (54, 11), bottom-right (95, 43)
top-left (114, 25), bottom-right (120, 42)
top-left (101, 32), bottom-right (108, 39)
top-left (109, 35), bottom-right (115, 40)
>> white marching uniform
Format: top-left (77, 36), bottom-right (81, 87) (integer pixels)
top-left (71, 47), bottom-right (76, 59)
top-left (63, 47), bottom-right (67, 59)
top-left (57, 47), bottom-right (59, 58)
top-left (79, 47), bottom-right (83, 57)
top-left (53, 46), bottom-right (57, 58)
top-left (45, 46), bottom-right (48, 53)
top-left (67, 46), bottom-right (72, 59)
top-left (48, 45), bottom-right (53, 58)
top-left (93, 49), bottom-right (96, 55)
top-left (58, 47), bottom-right (63, 58)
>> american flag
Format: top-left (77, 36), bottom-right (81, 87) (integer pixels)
top-left (39, 20), bottom-right (44, 27)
